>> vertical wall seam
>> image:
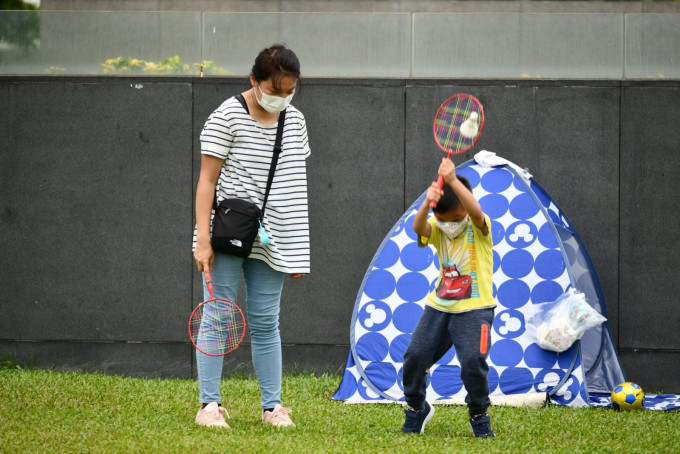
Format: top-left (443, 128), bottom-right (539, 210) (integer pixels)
top-left (403, 82), bottom-right (408, 212)
top-left (190, 78), bottom-right (196, 380)
top-left (617, 81), bottom-right (623, 347)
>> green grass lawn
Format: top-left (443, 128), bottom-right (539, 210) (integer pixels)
top-left (1, 364), bottom-right (678, 453)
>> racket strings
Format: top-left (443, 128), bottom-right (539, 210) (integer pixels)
top-left (434, 96), bottom-right (480, 153)
top-left (189, 300), bottom-right (245, 356)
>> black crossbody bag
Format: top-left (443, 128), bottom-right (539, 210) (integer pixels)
top-left (211, 94), bottom-right (285, 258)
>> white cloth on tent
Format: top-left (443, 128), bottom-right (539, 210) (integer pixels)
top-left (474, 150), bottom-right (533, 180)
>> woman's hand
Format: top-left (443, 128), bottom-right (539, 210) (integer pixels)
top-left (194, 240), bottom-right (214, 273)
top-left (289, 273), bottom-right (305, 279)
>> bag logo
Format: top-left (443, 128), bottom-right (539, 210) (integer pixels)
top-left (230, 239), bottom-right (243, 248)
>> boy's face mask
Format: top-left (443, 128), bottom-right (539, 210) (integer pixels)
top-left (256, 84), bottom-right (294, 113)
top-left (436, 215), bottom-right (470, 239)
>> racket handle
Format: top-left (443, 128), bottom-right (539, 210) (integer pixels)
top-left (429, 175), bottom-right (445, 208)
top-left (204, 269), bottom-right (214, 299)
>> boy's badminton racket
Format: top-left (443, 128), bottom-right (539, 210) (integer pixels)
top-left (430, 94), bottom-right (485, 208)
top-left (188, 269), bottom-right (246, 356)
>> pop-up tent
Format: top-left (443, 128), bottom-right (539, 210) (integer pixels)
top-left (334, 152), bottom-right (630, 408)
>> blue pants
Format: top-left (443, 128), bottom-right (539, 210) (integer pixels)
top-left (402, 306), bottom-right (494, 416)
top-left (196, 253), bottom-right (285, 409)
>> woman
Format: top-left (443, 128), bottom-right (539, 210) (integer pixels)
top-left (192, 44), bottom-right (310, 428)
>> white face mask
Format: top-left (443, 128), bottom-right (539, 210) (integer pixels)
top-left (436, 215), bottom-right (470, 239)
top-left (256, 84), bottom-right (294, 113)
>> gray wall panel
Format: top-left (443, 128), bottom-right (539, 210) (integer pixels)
top-left (0, 81), bottom-right (193, 343)
top-left (620, 85), bottom-right (680, 350)
top-left (531, 86), bottom-right (621, 335)
top-left (620, 351), bottom-right (680, 394)
top-left (290, 80), bottom-right (405, 345)
top-left (0, 341), bottom-right (192, 378)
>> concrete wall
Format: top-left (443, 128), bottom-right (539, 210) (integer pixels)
top-left (1, 76), bottom-right (679, 394)
top-left (39, 0), bottom-right (680, 14)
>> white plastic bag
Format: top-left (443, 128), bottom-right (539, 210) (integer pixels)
top-left (528, 289), bottom-right (607, 352)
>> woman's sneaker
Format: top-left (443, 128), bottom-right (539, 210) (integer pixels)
top-left (469, 413), bottom-right (495, 438)
top-left (401, 401), bottom-right (435, 434)
top-left (195, 402), bottom-right (230, 428)
top-left (262, 404), bottom-right (295, 427)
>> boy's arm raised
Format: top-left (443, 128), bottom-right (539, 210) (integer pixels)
top-left (413, 182), bottom-right (440, 239)
top-left (440, 159), bottom-right (489, 236)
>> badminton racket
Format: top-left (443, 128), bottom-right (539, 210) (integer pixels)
top-left (430, 94), bottom-right (484, 208)
top-left (188, 269), bottom-right (246, 356)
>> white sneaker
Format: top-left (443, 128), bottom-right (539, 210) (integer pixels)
top-left (262, 404), bottom-right (295, 427)
top-left (195, 402), bottom-right (230, 428)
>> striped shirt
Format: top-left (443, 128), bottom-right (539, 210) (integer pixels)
top-left (193, 96), bottom-right (311, 274)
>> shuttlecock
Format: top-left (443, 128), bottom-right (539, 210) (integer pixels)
top-left (460, 111), bottom-right (479, 138)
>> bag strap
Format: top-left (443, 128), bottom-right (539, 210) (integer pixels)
top-left (260, 108), bottom-right (286, 219)
top-left (236, 93), bottom-right (249, 114)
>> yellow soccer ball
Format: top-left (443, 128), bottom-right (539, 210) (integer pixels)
top-left (610, 382), bottom-right (645, 411)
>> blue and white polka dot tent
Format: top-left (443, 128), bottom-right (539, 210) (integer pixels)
top-left (333, 152), bottom-right (628, 408)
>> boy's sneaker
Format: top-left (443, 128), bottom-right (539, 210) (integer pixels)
top-left (195, 402), bottom-right (230, 428)
top-left (262, 404), bottom-right (295, 427)
top-left (401, 401), bottom-right (435, 434)
top-left (470, 413), bottom-right (495, 438)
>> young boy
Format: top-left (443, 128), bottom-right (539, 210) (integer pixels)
top-left (401, 158), bottom-right (496, 438)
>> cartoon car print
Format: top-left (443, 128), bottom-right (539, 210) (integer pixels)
top-left (436, 264), bottom-right (472, 300)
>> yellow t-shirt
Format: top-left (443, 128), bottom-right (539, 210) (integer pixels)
top-left (418, 214), bottom-right (496, 313)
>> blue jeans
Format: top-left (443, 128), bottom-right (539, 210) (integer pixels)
top-left (402, 306), bottom-right (495, 416)
top-left (196, 253), bottom-right (285, 409)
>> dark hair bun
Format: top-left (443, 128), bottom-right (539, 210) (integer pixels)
top-left (251, 44), bottom-right (301, 85)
